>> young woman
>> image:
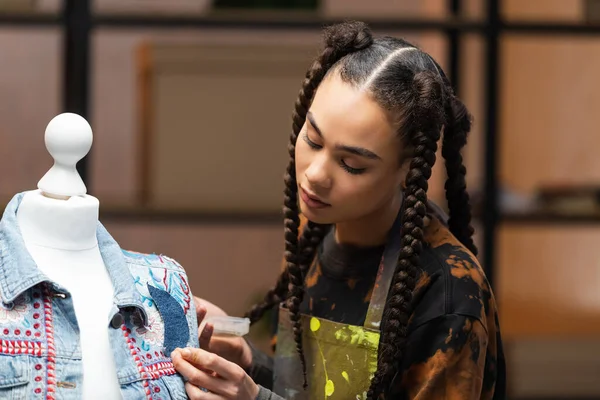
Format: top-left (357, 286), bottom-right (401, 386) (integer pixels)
top-left (171, 20), bottom-right (506, 400)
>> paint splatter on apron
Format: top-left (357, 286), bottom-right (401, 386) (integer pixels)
top-left (273, 211), bottom-right (403, 399)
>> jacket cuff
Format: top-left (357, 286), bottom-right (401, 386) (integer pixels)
top-left (255, 385), bottom-right (286, 400)
top-left (244, 338), bottom-right (274, 390)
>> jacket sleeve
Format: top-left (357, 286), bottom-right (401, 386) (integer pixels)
top-left (245, 338), bottom-right (275, 390)
top-left (391, 314), bottom-right (488, 399)
top-left (255, 385), bottom-right (286, 400)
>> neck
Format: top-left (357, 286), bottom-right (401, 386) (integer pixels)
top-left (334, 192), bottom-right (402, 247)
top-left (17, 190), bottom-right (99, 251)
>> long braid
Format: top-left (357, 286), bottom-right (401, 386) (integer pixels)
top-left (367, 71), bottom-right (444, 399)
top-left (243, 137), bottom-right (301, 324)
top-left (421, 56), bottom-right (478, 255)
top-left (298, 221), bottom-right (329, 275)
top-left (244, 221), bottom-right (325, 324)
top-left (244, 266), bottom-right (289, 324)
top-left (245, 22), bottom-right (373, 323)
top-left (441, 96), bottom-right (478, 255)
top-left (286, 22), bottom-right (374, 388)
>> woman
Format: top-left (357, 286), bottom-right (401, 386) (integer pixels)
top-left (171, 20), bottom-right (506, 400)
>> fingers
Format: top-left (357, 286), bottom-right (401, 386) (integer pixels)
top-left (194, 297), bottom-right (228, 317)
top-left (194, 296), bottom-right (204, 317)
top-left (172, 350), bottom-right (224, 394)
top-left (173, 348), bottom-right (258, 400)
top-left (175, 347), bottom-right (241, 382)
top-left (185, 382), bottom-right (223, 400)
top-left (199, 322), bottom-right (214, 350)
top-left (196, 303), bottom-right (207, 324)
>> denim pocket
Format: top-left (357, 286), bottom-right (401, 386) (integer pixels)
top-left (0, 356), bottom-right (30, 400)
top-left (162, 373), bottom-right (188, 400)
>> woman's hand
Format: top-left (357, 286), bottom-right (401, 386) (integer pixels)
top-left (194, 296), bottom-right (253, 370)
top-left (172, 347), bottom-right (259, 400)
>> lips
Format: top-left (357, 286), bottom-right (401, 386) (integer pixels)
top-left (299, 186), bottom-right (331, 209)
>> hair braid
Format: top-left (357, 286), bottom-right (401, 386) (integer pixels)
top-left (244, 21), bottom-right (374, 382)
top-left (367, 71), bottom-right (444, 399)
top-left (244, 221), bottom-right (326, 324)
top-left (441, 96), bottom-right (478, 255)
top-left (298, 221), bottom-right (329, 274)
top-left (244, 266), bottom-right (289, 324)
top-left (286, 22), bottom-right (374, 388)
top-left (425, 56), bottom-right (478, 255)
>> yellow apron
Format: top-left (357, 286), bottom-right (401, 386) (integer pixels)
top-left (273, 212), bottom-right (403, 400)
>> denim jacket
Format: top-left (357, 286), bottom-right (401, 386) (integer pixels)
top-left (0, 193), bottom-right (199, 399)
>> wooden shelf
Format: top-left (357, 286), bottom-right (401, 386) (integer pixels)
top-left (4, 202), bottom-right (600, 226)
top-left (500, 211), bottom-right (600, 225)
top-left (98, 208), bottom-right (282, 225)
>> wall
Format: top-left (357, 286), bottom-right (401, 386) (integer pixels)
top-left (3, 0), bottom-right (600, 395)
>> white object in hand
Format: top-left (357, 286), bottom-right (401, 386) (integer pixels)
top-left (201, 316), bottom-right (251, 337)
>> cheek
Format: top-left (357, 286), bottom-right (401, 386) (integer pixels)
top-left (333, 170), bottom-right (399, 205)
top-left (333, 173), bottom-right (383, 199)
top-left (294, 139), bottom-right (310, 177)
top-left (294, 138), bottom-right (317, 179)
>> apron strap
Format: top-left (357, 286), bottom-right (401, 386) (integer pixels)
top-left (363, 203), bottom-right (405, 331)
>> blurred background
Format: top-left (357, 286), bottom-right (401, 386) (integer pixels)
top-left (1, 0), bottom-right (600, 398)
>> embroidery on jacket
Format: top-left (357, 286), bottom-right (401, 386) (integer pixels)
top-left (122, 325), bottom-right (153, 400)
top-left (120, 250), bottom-right (193, 398)
top-left (147, 284), bottom-right (189, 354)
top-left (0, 294), bottom-right (28, 324)
top-left (130, 266), bottom-right (192, 351)
top-left (42, 286), bottom-right (57, 400)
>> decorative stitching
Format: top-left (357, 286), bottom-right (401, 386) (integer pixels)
top-left (43, 287), bottom-right (56, 400)
top-left (146, 361), bottom-right (177, 379)
top-left (0, 339), bottom-right (44, 356)
top-left (121, 250), bottom-right (184, 272)
top-left (122, 325), bottom-right (153, 400)
top-left (177, 274), bottom-right (191, 314)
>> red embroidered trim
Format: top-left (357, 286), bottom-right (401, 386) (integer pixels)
top-left (43, 290), bottom-right (56, 400)
top-left (122, 325), bottom-right (152, 400)
top-left (178, 274), bottom-right (191, 314)
top-left (146, 361), bottom-right (177, 379)
top-left (0, 339), bottom-right (44, 356)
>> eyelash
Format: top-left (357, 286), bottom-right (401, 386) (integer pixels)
top-left (302, 133), bottom-right (366, 175)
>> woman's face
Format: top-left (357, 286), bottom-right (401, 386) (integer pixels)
top-left (295, 73), bottom-right (407, 225)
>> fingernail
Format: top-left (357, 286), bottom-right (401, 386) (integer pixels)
top-left (180, 348), bottom-right (191, 358)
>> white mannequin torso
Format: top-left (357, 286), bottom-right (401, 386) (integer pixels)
top-left (17, 189), bottom-right (122, 400)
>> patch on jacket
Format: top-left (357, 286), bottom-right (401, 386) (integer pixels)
top-left (148, 284), bottom-right (190, 354)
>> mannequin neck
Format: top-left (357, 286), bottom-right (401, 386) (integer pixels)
top-left (17, 190), bottom-right (99, 251)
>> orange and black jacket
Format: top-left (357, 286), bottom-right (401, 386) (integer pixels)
top-left (247, 204), bottom-right (506, 399)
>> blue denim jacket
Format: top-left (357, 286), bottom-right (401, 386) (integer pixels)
top-left (0, 193), bottom-right (199, 399)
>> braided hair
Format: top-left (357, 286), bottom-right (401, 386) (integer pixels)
top-left (245, 21), bottom-right (476, 398)
top-left (244, 21), bottom-right (373, 364)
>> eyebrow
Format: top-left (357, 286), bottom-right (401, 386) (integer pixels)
top-left (306, 112), bottom-right (382, 161)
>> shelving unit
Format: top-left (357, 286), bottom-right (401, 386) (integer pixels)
top-left (2, 0), bottom-right (600, 291)
top-left (3, 2), bottom-right (600, 398)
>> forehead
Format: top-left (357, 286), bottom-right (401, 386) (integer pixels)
top-left (309, 74), bottom-right (399, 152)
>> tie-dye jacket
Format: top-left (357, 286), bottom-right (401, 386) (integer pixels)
top-left (0, 192), bottom-right (198, 399)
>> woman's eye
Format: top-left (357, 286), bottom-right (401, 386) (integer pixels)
top-left (302, 131), bottom-right (366, 175)
top-left (340, 160), bottom-right (366, 175)
top-left (303, 133), bottom-right (321, 149)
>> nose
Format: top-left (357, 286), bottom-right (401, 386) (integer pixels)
top-left (304, 155), bottom-right (332, 190)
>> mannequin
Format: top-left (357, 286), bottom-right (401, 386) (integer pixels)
top-left (16, 113), bottom-right (121, 399)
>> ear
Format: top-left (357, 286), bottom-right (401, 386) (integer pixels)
top-left (396, 157), bottom-right (411, 189)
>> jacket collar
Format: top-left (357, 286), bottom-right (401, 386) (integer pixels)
top-left (0, 192), bottom-right (147, 325)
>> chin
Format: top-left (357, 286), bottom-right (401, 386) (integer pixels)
top-left (299, 203), bottom-right (336, 225)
